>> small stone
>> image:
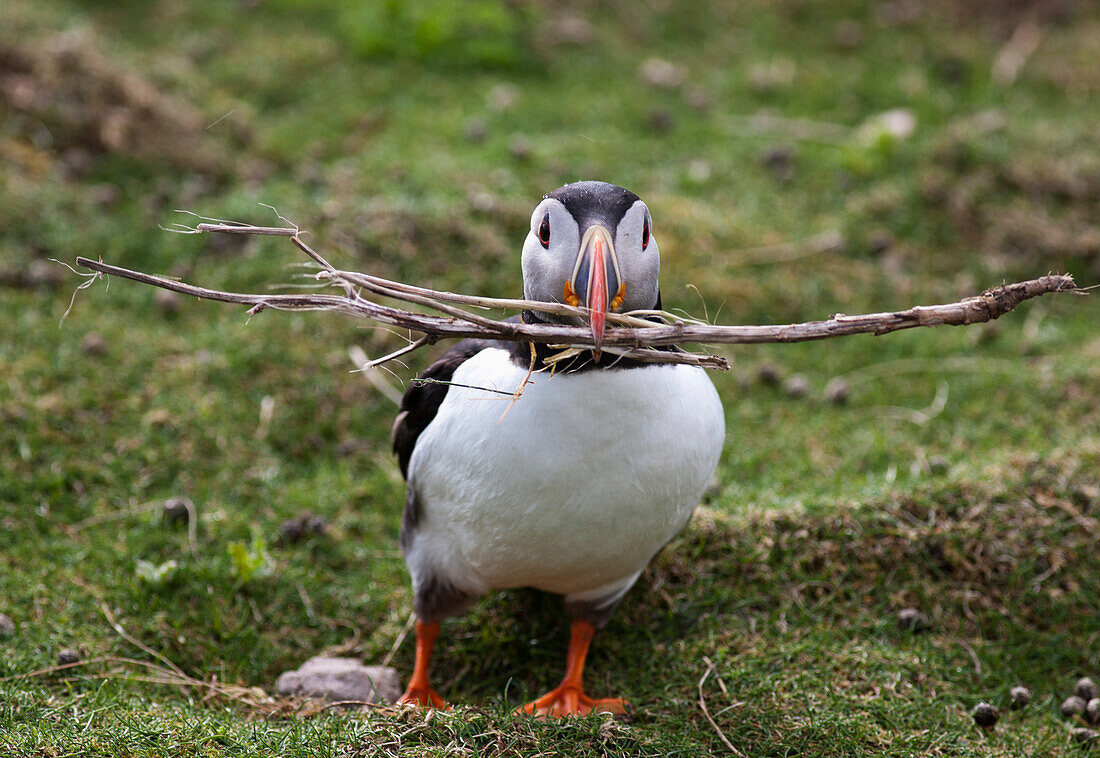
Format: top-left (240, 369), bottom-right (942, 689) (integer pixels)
top-left (0, 613), bottom-right (15, 636)
top-left (756, 363), bottom-right (782, 387)
top-left (61, 147), bottom-right (94, 176)
top-left (27, 259), bottom-right (62, 288)
top-left (683, 85), bottom-right (710, 110)
top-left (89, 183), bottom-right (121, 207)
top-left (868, 229), bottom-right (894, 255)
top-left (275, 656), bottom-right (402, 704)
top-left (824, 377), bottom-right (850, 405)
top-left (464, 119), bottom-right (487, 143)
top-left (647, 109), bottom-right (674, 133)
top-left (1009, 685), bottom-right (1031, 709)
top-left (833, 19), bottom-right (863, 49)
top-left (154, 289), bottom-right (181, 314)
top-left (639, 57), bottom-right (683, 89)
top-left (81, 332), bottom-right (108, 356)
top-left (278, 512), bottom-right (329, 545)
top-left (857, 108), bottom-right (917, 144)
top-left (761, 146), bottom-right (795, 182)
top-left (686, 159), bottom-right (711, 184)
top-left (57, 648), bottom-right (81, 665)
top-left (1073, 728), bottom-right (1099, 745)
top-left (971, 702), bottom-right (999, 728)
top-left (783, 375), bottom-right (810, 398)
top-left (540, 13), bottom-right (593, 46)
top-left (1088, 698), bottom-right (1100, 725)
top-left (507, 135), bottom-right (531, 161)
top-left (1076, 678), bottom-right (1099, 702)
top-left (487, 84), bottom-right (519, 113)
top-left (1061, 695), bottom-right (1087, 718)
top-left (897, 607), bottom-right (931, 632)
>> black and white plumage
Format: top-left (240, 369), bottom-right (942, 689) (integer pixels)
top-left (391, 181), bottom-right (725, 716)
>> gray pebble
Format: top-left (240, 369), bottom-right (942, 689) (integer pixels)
top-left (823, 377), bottom-right (850, 405)
top-left (0, 613), bottom-right (14, 636)
top-left (81, 332), bottom-right (108, 356)
top-left (464, 119), bottom-right (488, 143)
top-left (154, 289), bottom-right (181, 314)
top-left (1077, 677), bottom-right (1099, 702)
top-left (507, 135), bottom-right (531, 161)
top-left (783, 375), bottom-right (810, 398)
top-left (971, 702), bottom-right (999, 728)
top-left (756, 363), bottom-right (782, 387)
top-left (1009, 685), bottom-right (1031, 709)
top-left (275, 656), bottom-right (402, 704)
top-left (1073, 728), bottom-right (1099, 745)
top-left (57, 648), bottom-right (81, 665)
top-left (1062, 695), bottom-right (1087, 718)
top-left (897, 607), bottom-right (931, 632)
top-left (278, 512), bottom-right (329, 545)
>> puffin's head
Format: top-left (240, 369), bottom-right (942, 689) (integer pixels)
top-left (521, 181), bottom-right (660, 357)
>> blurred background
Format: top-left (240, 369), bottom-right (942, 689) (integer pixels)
top-left (2, 0), bottom-right (1098, 754)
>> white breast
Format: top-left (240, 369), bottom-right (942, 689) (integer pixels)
top-left (405, 348), bottom-right (725, 602)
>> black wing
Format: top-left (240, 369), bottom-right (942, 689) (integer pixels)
top-left (391, 338), bottom-right (498, 479)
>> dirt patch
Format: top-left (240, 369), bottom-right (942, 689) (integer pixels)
top-left (0, 30), bottom-right (243, 176)
top-left (638, 445), bottom-right (1100, 637)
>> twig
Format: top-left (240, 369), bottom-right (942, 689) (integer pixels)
top-left (381, 612), bottom-right (416, 670)
top-left (958, 640), bottom-right (982, 676)
top-left (499, 342), bottom-right (538, 424)
top-left (410, 377), bottom-right (517, 397)
top-left (3, 654), bottom-right (279, 711)
top-left (72, 221), bottom-right (1082, 372)
top-left (101, 602), bottom-right (190, 681)
top-left (698, 657), bottom-right (745, 756)
top-left (348, 345), bottom-right (404, 406)
top-left (992, 17), bottom-right (1042, 85)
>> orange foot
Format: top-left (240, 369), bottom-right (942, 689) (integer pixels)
top-left (398, 685), bottom-right (447, 710)
top-left (515, 684), bottom-right (628, 718)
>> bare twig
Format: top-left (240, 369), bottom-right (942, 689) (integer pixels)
top-left (73, 221), bottom-right (1081, 372)
top-left (381, 613), bottom-right (416, 670)
top-left (698, 657), bottom-right (746, 756)
top-left (101, 602), bottom-right (190, 681)
top-left (993, 17), bottom-right (1042, 85)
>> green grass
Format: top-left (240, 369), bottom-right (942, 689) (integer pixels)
top-left (2, 0), bottom-right (1099, 755)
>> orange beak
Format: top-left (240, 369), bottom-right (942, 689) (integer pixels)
top-left (565, 225), bottom-right (623, 362)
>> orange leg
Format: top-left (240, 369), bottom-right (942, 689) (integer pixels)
top-left (514, 619), bottom-right (628, 718)
top-left (397, 620), bottom-right (447, 709)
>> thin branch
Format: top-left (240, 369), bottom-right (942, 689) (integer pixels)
top-left (101, 602), bottom-right (190, 681)
top-left (698, 657), bottom-right (746, 756)
top-left (72, 221), bottom-right (1082, 373)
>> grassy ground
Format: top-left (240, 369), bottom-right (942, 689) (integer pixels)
top-left (2, 0), bottom-right (1099, 755)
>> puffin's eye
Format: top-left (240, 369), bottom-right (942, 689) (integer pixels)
top-left (538, 213), bottom-right (551, 248)
top-left (641, 214), bottom-right (650, 250)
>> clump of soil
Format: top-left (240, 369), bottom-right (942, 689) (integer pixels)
top-left (0, 30), bottom-right (244, 176)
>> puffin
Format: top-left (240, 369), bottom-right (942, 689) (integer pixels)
top-left (391, 180), bottom-right (725, 716)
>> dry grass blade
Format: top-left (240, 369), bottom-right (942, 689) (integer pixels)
top-left (72, 220), bottom-right (1081, 372)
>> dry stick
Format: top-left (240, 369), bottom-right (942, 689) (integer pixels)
top-left (73, 255), bottom-right (727, 369)
top-left (101, 602), bottom-right (190, 681)
top-left (74, 224), bottom-right (1080, 371)
top-left (698, 657), bottom-right (745, 756)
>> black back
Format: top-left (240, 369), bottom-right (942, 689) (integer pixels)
top-left (391, 337), bottom-right (497, 479)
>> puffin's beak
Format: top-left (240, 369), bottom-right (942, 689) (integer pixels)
top-left (565, 225), bottom-right (624, 361)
